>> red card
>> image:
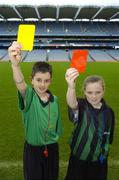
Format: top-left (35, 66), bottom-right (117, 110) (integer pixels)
top-left (70, 50), bottom-right (88, 73)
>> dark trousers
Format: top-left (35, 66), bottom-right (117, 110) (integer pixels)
top-left (65, 153), bottom-right (107, 180)
top-left (23, 142), bottom-right (59, 180)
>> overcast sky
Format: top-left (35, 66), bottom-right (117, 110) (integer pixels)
top-left (0, 0), bottom-right (119, 6)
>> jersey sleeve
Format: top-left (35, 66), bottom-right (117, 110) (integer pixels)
top-left (54, 96), bottom-right (63, 136)
top-left (109, 109), bottom-right (115, 144)
top-left (18, 85), bottom-right (33, 112)
top-left (68, 98), bottom-right (85, 124)
top-left (68, 106), bottom-right (79, 123)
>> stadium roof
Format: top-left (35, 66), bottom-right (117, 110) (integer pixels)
top-left (0, 4), bottom-right (119, 21)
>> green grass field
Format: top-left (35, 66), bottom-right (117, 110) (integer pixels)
top-left (0, 61), bottom-right (119, 180)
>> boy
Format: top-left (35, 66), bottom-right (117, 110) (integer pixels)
top-left (65, 68), bottom-right (115, 180)
top-left (8, 41), bottom-right (62, 180)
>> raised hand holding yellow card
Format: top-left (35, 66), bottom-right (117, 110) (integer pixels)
top-left (17, 24), bottom-right (35, 51)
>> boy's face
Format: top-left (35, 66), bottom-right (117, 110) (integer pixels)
top-left (84, 82), bottom-right (104, 108)
top-left (31, 72), bottom-right (51, 95)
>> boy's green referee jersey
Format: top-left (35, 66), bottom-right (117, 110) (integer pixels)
top-left (18, 85), bottom-right (62, 145)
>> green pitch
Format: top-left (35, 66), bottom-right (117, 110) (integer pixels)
top-left (0, 62), bottom-right (119, 180)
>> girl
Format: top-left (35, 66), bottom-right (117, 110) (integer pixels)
top-left (65, 68), bottom-right (115, 180)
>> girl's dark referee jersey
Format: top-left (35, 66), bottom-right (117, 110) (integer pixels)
top-left (65, 98), bottom-right (115, 180)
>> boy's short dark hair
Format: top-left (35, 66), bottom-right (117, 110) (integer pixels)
top-left (31, 62), bottom-right (52, 78)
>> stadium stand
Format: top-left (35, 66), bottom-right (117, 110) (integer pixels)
top-left (0, 4), bottom-right (119, 62)
top-left (0, 49), bottom-right (8, 60)
top-left (24, 50), bottom-right (47, 62)
top-left (48, 50), bottom-right (69, 61)
top-left (105, 49), bottom-right (119, 61)
top-left (89, 50), bottom-right (116, 61)
top-left (1, 21), bottom-right (119, 36)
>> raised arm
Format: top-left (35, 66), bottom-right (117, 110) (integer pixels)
top-left (8, 41), bottom-right (27, 98)
top-left (65, 68), bottom-right (79, 109)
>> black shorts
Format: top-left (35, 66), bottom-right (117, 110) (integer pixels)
top-left (65, 153), bottom-right (107, 180)
top-left (23, 142), bottom-right (59, 180)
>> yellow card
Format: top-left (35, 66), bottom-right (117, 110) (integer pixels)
top-left (17, 24), bottom-right (35, 51)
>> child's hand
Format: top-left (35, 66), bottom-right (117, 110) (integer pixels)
top-left (8, 41), bottom-right (22, 66)
top-left (65, 68), bottom-right (79, 88)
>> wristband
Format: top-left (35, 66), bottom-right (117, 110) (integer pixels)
top-left (15, 79), bottom-right (24, 84)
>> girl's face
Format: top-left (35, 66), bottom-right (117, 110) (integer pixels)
top-left (31, 72), bottom-right (51, 96)
top-left (84, 81), bottom-right (104, 108)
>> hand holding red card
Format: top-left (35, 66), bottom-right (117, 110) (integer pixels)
top-left (70, 50), bottom-right (88, 73)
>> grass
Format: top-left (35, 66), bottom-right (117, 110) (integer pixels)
top-left (0, 61), bottom-right (119, 180)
